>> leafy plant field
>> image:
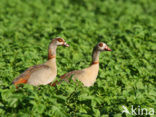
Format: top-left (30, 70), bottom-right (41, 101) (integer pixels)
top-left (0, 0), bottom-right (156, 116)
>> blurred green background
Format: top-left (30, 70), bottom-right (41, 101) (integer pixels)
top-left (0, 0), bottom-right (156, 116)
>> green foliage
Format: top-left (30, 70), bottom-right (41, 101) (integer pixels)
top-left (0, 0), bottom-right (156, 116)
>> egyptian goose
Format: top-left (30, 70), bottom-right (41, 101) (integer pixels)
top-left (13, 37), bottom-right (69, 86)
top-left (51, 42), bottom-right (111, 87)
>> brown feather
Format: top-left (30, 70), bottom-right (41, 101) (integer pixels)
top-left (14, 78), bottom-right (28, 85)
top-left (51, 70), bottom-right (84, 86)
top-left (13, 65), bottom-right (50, 85)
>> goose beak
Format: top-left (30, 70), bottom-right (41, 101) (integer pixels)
top-left (104, 46), bottom-right (112, 51)
top-left (63, 42), bottom-right (69, 47)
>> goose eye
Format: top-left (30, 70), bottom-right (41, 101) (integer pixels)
top-left (99, 43), bottom-right (103, 47)
top-left (57, 38), bottom-right (63, 42)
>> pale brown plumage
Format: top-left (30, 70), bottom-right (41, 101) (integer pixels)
top-left (13, 37), bottom-right (69, 86)
top-left (51, 42), bottom-right (111, 87)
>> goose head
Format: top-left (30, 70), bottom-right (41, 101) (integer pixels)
top-left (97, 42), bottom-right (112, 51)
top-left (54, 37), bottom-right (69, 47)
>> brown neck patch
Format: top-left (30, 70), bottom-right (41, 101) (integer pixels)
top-left (92, 61), bottom-right (99, 64)
top-left (48, 49), bottom-right (56, 60)
top-left (48, 55), bottom-right (56, 60)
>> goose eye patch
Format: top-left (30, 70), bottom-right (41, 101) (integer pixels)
top-left (99, 43), bottom-right (103, 47)
top-left (57, 38), bottom-right (63, 42)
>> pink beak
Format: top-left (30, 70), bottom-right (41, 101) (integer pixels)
top-left (104, 46), bottom-right (112, 51)
top-left (63, 42), bottom-right (69, 47)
